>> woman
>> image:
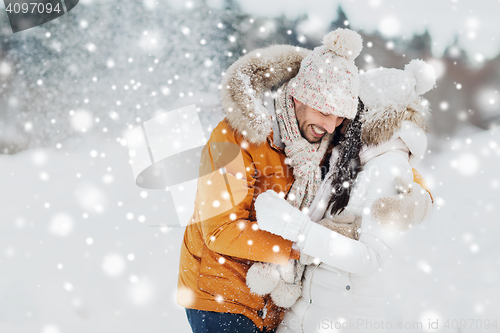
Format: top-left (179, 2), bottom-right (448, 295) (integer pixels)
top-left (254, 60), bottom-right (436, 333)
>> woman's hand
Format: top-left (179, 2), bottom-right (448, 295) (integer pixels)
top-left (254, 190), bottom-right (310, 242)
top-left (371, 177), bottom-right (433, 230)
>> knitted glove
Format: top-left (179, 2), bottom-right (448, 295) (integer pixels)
top-left (254, 190), bottom-right (311, 242)
top-left (371, 177), bottom-right (433, 230)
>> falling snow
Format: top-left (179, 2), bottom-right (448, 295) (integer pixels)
top-left (1, 1), bottom-right (500, 332)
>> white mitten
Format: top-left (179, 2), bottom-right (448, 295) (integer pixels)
top-left (298, 216), bottom-right (361, 265)
top-left (255, 190), bottom-right (311, 242)
top-left (372, 177), bottom-right (433, 230)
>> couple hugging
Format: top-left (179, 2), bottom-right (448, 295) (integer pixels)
top-left (177, 28), bottom-right (435, 333)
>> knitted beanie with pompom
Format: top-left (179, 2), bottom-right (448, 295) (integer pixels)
top-left (289, 28), bottom-right (363, 119)
top-left (358, 59), bottom-right (436, 114)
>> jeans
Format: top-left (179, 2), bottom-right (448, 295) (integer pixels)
top-left (185, 308), bottom-right (277, 333)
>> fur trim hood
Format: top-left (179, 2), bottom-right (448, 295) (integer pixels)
top-left (220, 45), bottom-right (311, 145)
top-left (360, 98), bottom-right (430, 146)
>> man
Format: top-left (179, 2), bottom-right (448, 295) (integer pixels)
top-left (177, 28), bottom-right (364, 332)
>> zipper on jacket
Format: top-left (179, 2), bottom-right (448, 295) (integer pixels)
top-left (308, 264), bottom-right (320, 304)
top-left (301, 264), bottom-right (320, 333)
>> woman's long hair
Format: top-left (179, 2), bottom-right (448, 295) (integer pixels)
top-left (328, 99), bottom-right (365, 215)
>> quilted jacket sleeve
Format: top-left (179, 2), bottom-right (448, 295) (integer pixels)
top-left (194, 121), bottom-right (295, 265)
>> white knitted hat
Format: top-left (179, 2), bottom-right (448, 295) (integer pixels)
top-left (359, 59), bottom-right (436, 113)
top-left (289, 28), bottom-right (363, 119)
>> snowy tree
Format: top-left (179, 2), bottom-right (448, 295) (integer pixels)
top-left (329, 5), bottom-right (349, 31)
top-left (0, 0), bottom-right (235, 152)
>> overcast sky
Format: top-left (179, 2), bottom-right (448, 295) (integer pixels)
top-left (180, 0), bottom-right (500, 60)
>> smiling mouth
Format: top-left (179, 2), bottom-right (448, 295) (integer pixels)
top-left (311, 125), bottom-right (326, 137)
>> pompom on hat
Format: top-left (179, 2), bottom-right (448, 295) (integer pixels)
top-left (359, 59), bottom-right (437, 114)
top-left (289, 28), bottom-right (363, 119)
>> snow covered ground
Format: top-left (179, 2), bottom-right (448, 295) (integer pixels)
top-left (0, 135), bottom-right (192, 333)
top-left (1, 125), bottom-right (499, 333)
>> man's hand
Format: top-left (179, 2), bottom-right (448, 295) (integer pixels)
top-left (371, 177), bottom-right (433, 230)
top-left (254, 190), bottom-right (310, 242)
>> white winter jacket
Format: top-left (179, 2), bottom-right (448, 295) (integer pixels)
top-left (277, 121), bottom-right (427, 333)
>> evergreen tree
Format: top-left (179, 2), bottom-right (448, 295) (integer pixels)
top-left (443, 35), bottom-right (468, 63)
top-left (293, 13), bottom-right (316, 48)
top-left (220, 0), bottom-right (246, 62)
top-left (408, 29), bottom-right (432, 57)
top-left (224, 0), bottom-right (241, 12)
top-left (274, 14), bottom-right (299, 46)
top-left (0, 0), bottom-right (233, 150)
top-left (330, 5), bottom-right (349, 31)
